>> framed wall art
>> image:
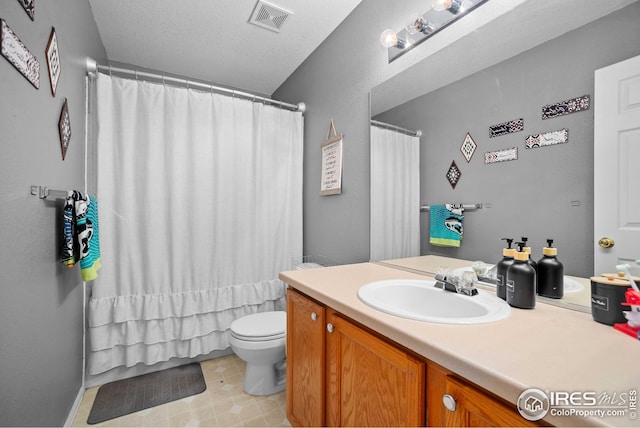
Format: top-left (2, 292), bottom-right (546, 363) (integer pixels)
top-left (17, 0), bottom-right (35, 21)
top-left (319, 119), bottom-right (343, 195)
top-left (460, 132), bottom-right (477, 163)
top-left (542, 95), bottom-right (590, 120)
top-left (484, 147), bottom-right (518, 164)
top-left (45, 27), bottom-right (60, 96)
top-left (0, 19), bottom-right (39, 89)
top-left (58, 98), bottom-right (71, 160)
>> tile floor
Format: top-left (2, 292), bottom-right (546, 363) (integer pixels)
top-left (72, 354), bottom-right (290, 427)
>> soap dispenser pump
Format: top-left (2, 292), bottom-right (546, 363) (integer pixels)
top-left (537, 239), bottom-right (564, 299)
top-left (506, 243), bottom-right (536, 309)
top-left (496, 238), bottom-right (516, 301)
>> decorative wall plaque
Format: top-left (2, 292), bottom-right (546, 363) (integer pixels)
top-left (58, 98), bottom-right (71, 160)
top-left (542, 95), bottom-right (590, 119)
top-left (525, 128), bottom-right (569, 149)
top-left (489, 118), bottom-right (524, 138)
top-left (17, 0), bottom-right (35, 21)
top-left (446, 160), bottom-right (461, 189)
top-left (460, 132), bottom-right (477, 163)
top-left (0, 19), bottom-right (39, 89)
top-left (484, 147), bottom-right (518, 164)
top-left (45, 27), bottom-right (60, 96)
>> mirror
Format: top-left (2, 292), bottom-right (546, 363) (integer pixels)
top-left (369, 0), bottom-right (640, 311)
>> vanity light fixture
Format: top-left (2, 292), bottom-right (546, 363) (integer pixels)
top-left (381, 0), bottom-right (489, 63)
top-left (432, 0), bottom-right (463, 14)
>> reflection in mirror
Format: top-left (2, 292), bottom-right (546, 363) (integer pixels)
top-left (369, 0), bottom-right (640, 312)
top-left (369, 121), bottom-right (421, 261)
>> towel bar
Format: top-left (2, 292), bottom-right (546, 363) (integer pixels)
top-left (30, 185), bottom-right (68, 199)
top-left (421, 203), bottom-right (482, 212)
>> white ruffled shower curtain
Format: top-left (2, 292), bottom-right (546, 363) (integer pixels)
top-left (370, 125), bottom-right (420, 261)
top-left (88, 74), bottom-right (303, 375)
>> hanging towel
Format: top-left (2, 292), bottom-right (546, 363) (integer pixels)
top-left (429, 203), bottom-right (464, 247)
top-left (60, 191), bottom-right (102, 281)
top-left (61, 191), bottom-right (79, 267)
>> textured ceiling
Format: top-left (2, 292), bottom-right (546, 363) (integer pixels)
top-left (88, 0), bottom-right (363, 96)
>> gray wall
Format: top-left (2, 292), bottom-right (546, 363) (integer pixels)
top-left (273, 1), bottom-right (427, 265)
top-left (275, 1), bottom-right (640, 276)
top-left (375, 3), bottom-right (640, 278)
top-left (0, 1), bottom-right (106, 426)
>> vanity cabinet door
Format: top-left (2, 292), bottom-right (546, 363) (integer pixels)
top-left (286, 288), bottom-right (326, 427)
top-left (427, 362), bottom-right (543, 427)
top-left (325, 310), bottom-right (425, 427)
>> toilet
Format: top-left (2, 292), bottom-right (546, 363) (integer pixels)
top-left (228, 311), bottom-right (287, 396)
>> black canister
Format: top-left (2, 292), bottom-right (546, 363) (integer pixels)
top-left (590, 276), bottom-right (629, 325)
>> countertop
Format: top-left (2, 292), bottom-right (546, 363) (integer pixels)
top-left (280, 258), bottom-right (640, 427)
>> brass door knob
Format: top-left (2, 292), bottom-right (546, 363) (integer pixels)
top-left (598, 237), bottom-right (615, 248)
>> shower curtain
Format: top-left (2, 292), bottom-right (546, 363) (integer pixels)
top-left (370, 125), bottom-right (420, 261)
top-left (88, 74), bottom-right (303, 375)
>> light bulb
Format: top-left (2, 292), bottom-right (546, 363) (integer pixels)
top-left (432, 0), bottom-right (452, 12)
top-left (379, 29), bottom-right (398, 48)
top-left (432, 0), bottom-right (462, 14)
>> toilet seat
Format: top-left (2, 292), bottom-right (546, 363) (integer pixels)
top-left (230, 311), bottom-right (286, 342)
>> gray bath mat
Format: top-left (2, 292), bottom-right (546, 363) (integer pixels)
top-left (87, 362), bottom-right (206, 424)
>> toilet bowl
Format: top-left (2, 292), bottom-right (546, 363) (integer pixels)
top-left (228, 311), bottom-right (287, 396)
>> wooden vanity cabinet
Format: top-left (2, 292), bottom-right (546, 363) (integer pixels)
top-left (287, 287), bottom-right (541, 427)
top-left (325, 310), bottom-right (425, 426)
top-left (426, 362), bottom-right (544, 427)
top-left (286, 288), bottom-right (425, 427)
top-left (286, 287), bottom-right (326, 426)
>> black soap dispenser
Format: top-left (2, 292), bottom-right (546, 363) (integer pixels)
top-left (496, 238), bottom-right (516, 301)
top-left (521, 237), bottom-right (538, 291)
top-left (507, 242), bottom-right (536, 309)
top-left (537, 239), bottom-right (564, 299)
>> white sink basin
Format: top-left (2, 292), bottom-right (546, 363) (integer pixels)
top-left (358, 279), bottom-right (511, 325)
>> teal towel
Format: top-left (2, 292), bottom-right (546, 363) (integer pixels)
top-left (429, 204), bottom-right (464, 247)
top-left (60, 191), bottom-right (102, 281)
top-left (77, 194), bottom-right (102, 281)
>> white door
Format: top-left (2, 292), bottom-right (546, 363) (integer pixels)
top-left (594, 54), bottom-right (640, 275)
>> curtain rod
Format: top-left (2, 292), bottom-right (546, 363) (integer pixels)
top-left (371, 120), bottom-right (422, 137)
top-left (85, 58), bottom-right (305, 113)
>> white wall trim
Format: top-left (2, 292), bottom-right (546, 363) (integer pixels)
top-left (64, 386), bottom-right (85, 427)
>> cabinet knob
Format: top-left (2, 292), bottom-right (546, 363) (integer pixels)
top-left (327, 323), bottom-right (334, 333)
top-left (443, 394), bottom-right (457, 412)
top-left (311, 312), bottom-right (317, 322)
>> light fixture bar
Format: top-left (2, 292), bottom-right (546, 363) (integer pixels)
top-left (383, 0), bottom-right (490, 63)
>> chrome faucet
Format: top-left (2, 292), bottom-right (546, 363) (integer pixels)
top-left (434, 272), bottom-right (478, 296)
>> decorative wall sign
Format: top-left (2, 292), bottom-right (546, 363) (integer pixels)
top-left (484, 147), bottom-right (518, 164)
top-left (17, 0), bottom-right (35, 21)
top-left (446, 160), bottom-right (462, 189)
top-left (45, 27), bottom-right (60, 96)
top-left (0, 19), bottom-right (39, 89)
top-left (489, 118), bottom-right (524, 138)
top-left (319, 119), bottom-right (343, 195)
top-left (58, 98), bottom-right (71, 160)
top-left (525, 128), bottom-right (569, 149)
top-left (460, 133), bottom-right (477, 163)
top-left (542, 95), bottom-right (590, 119)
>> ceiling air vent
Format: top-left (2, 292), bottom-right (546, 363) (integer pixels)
top-left (248, 0), bottom-right (292, 33)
